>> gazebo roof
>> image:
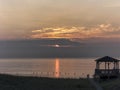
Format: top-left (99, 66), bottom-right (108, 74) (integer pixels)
top-left (95, 56), bottom-right (120, 62)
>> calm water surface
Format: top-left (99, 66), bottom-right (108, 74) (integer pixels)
top-left (0, 58), bottom-right (96, 78)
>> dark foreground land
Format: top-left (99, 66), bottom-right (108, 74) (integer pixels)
top-left (100, 78), bottom-right (120, 90)
top-left (0, 74), bottom-right (95, 90)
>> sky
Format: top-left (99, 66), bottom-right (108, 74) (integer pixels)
top-left (1, 0), bottom-right (120, 58)
top-left (1, 0), bottom-right (120, 40)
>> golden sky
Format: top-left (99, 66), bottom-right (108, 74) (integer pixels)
top-left (0, 0), bottom-right (120, 40)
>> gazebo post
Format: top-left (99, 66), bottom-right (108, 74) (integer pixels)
top-left (116, 62), bottom-right (118, 69)
top-left (117, 62), bottom-right (119, 69)
top-left (114, 62), bottom-right (115, 69)
top-left (108, 62), bottom-right (110, 70)
top-left (108, 62), bottom-right (110, 74)
top-left (115, 62), bottom-right (117, 69)
top-left (96, 61), bottom-right (99, 69)
top-left (105, 62), bottom-right (106, 70)
top-left (118, 62), bottom-right (119, 69)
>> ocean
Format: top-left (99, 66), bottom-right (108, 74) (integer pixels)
top-left (0, 58), bottom-right (96, 78)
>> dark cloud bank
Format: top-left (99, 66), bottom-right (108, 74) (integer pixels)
top-left (0, 39), bottom-right (120, 58)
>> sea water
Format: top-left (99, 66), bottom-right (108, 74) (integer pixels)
top-left (0, 58), bottom-right (96, 78)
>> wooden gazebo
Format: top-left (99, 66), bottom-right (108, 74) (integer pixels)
top-left (94, 56), bottom-right (120, 79)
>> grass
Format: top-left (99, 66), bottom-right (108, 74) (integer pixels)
top-left (0, 74), bottom-right (95, 90)
top-left (100, 78), bottom-right (120, 90)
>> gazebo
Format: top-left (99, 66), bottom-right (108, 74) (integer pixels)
top-left (94, 56), bottom-right (120, 79)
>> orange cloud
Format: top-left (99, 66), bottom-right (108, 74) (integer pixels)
top-left (30, 24), bottom-right (120, 39)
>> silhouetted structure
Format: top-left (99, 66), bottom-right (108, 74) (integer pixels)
top-left (94, 56), bottom-right (120, 79)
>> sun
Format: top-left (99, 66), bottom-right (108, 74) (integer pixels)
top-left (48, 44), bottom-right (60, 48)
top-left (55, 44), bottom-right (60, 48)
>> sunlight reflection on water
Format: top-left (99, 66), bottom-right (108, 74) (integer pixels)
top-left (55, 59), bottom-right (59, 78)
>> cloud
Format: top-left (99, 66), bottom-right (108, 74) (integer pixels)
top-left (103, 0), bottom-right (120, 8)
top-left (1, 0), bottom-right (120, 40)
top-left (29, 24), bottom-right (120, 39)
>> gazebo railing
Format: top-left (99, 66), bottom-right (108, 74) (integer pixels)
top-left (95, 69), bottom-right (120, 75)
